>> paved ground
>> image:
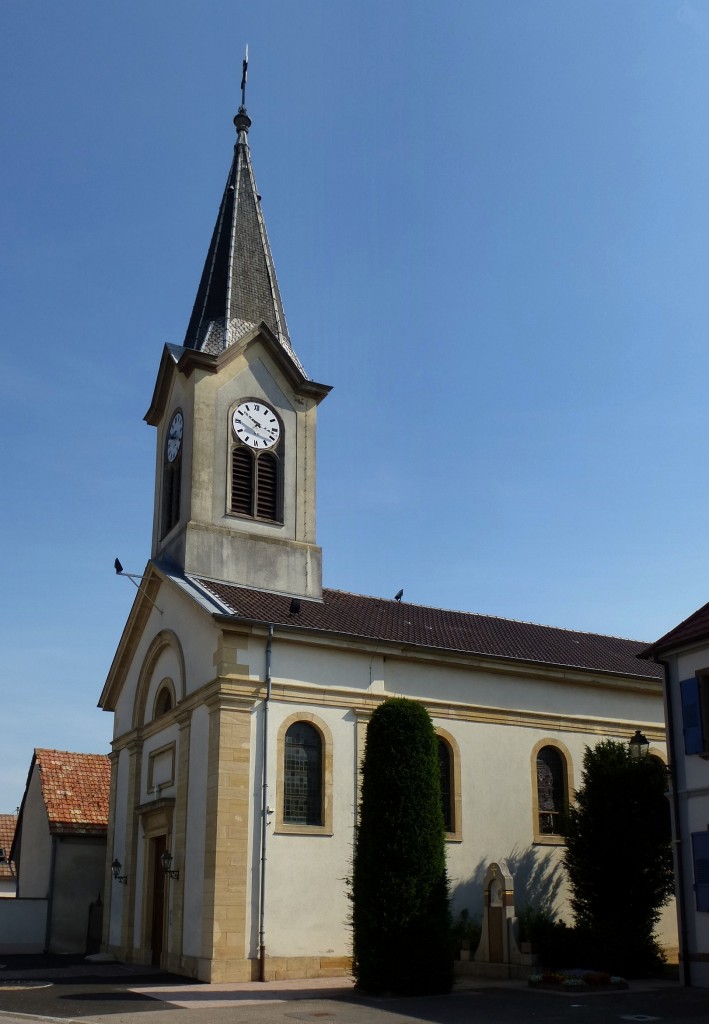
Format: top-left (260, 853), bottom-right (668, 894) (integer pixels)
top-left (0, 955), bottom-right (707, 1024)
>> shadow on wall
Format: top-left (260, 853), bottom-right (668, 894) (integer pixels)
top-left (450, 845), bottom-right (564, 919)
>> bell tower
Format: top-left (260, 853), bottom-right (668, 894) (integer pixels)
top-left (144, 88), bottom-right (331, 600)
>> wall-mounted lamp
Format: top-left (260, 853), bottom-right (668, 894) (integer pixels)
top-left (629, 729), bottom-right (650, 760)
top-left (160, 850), bottom-right (179, 880)
top-left (111, 858), bottom-right (128, 885)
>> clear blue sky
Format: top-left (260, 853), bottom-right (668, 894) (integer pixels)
top-left (2, 0), bottom-right (709, 810)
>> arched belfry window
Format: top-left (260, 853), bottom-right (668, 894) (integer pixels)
top-left (161, 409), bottom-right (183, 538)
top-left (536, 745), bottom-right (566, 836)
top-left (283, 722), bottom-right (322, 826)
top-left (229, 400), bottom-right (283, 523)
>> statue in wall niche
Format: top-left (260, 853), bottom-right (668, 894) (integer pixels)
top-left (488, 872), bottom-right (504, 908)
top-left (472, 859), bottom-right (532, 972)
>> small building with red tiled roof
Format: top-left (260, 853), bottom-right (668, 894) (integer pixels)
top-left (641, 605), bottom-right (709, 987)
top-left (0, 813), bottom-right (17, 897)
top-left (8, 749), bottom-right (110, 953)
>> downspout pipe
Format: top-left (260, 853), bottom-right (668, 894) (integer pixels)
top-left (658, 655), bottom-right (692, 987)
top-left (258, 624), bottom-right (274, 982)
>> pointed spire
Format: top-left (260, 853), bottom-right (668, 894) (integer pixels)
top-left (183, 63), bottom-right (301, 369)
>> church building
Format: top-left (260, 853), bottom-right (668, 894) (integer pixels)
top-left (99, 92), bottom-right (672, 982)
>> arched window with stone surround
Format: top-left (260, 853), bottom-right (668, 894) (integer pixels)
top-left (536, 745), bottom-right (566, 836)
top-left (437, 736), bottom-right (453, 833)
top-left (161, 447), bottom-right (182, 537)
top-left (434, 728), bottom-right (462, 840)
top-left (283, 721), bottom-right (323, 826)
top-left (153, 683), bottom-right (174, 719)
top-left (228, 402), bottom-right (283, 523)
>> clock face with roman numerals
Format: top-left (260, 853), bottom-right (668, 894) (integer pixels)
top-left (166, 410), bottom-right (184, 462)
top-left (232, 401), bottom-right (281, 450)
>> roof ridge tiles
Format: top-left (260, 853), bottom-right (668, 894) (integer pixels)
top-left (322, 588), bottom-right (647, 644)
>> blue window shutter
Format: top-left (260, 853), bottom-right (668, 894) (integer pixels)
top-left (691, 831), bottom-right (709, 912)
top-left (680, 677), bottom-right (705, 755)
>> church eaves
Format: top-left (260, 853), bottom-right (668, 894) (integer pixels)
top-left (182, 105), bottom-right (304, 373)
top-left (193, 578), bottom-right (664, 682)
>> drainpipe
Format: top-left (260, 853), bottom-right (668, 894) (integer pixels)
top-left (658, 656), bottom-right (692, 987)
top-left (258, 625), bottom-right (274, 982)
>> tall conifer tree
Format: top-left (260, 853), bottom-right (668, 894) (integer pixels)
top-left (352, 698), bottom-right (452, 994)
top-left (564, 739), bottom-right (673, 975)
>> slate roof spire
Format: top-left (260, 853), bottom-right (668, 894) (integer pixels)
top-left (183, 72), bottom-right (299, 366)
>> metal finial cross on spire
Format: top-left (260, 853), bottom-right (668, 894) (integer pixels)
top-left (240, 44), bottom-right (249, 110)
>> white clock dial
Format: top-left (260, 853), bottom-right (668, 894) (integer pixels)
top-left (232, 401), bottom-right (281, 450)
top-left (166, 410), bottom-right (184, 462)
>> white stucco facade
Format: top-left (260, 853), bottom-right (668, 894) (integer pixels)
top-left (99, 564), bottom-right (674, 981)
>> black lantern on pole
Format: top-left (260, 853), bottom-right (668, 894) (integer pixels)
top-left (629, 730), bottom-right (650, 759)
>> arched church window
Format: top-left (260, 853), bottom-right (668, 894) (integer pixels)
top-left (161, 409), bottom-right (183, 538)
top-left (437, 737), bottom-right (453, 834)
top-left (536, 745), bottom-right (566, 836)
top-left (283, 721), bottom-right (322, 826)
top-left (433, 728), bottom-right (461, 840)
top-left (154, 684), bottom-right (174, 719)
top-left (229, 401), bottom-right (283, 523)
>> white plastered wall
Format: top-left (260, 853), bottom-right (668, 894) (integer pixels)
top-left (16, 767), bottom-right (52, 898)
top-left (258, 701), bottom-right (357, 958)
top-left (246, 634), bottom-right (671, 958)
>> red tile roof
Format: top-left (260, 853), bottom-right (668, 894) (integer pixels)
top-left (197, 581), bottom-right (662, 681)
top-left (34, 750), bottom-right (110, 836)
top-left (0, 814), bottom-right (16, 879)
top-left (640, 599), bottom-right (709, 660)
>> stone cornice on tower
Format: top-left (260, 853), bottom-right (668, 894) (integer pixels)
top-left (144, 325), bottom-right (330, 427)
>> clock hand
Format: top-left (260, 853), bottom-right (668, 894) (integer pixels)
top-left (236, 417), bottom-right (269, 442)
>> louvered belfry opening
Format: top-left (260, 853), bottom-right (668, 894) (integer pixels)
top-left (230, 444), bottom-right (282, 522)
top-left (230, 446), bottom-right (254, 516)
top-left (256, 452), bottom-right (277, 518)
top-left (161, 460), bottom-right (181, 538)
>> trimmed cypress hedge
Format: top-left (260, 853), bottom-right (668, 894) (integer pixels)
top-left (563, 739), bottom-right (673, 976)
top-left (352, 698), bottom-right (452, 994)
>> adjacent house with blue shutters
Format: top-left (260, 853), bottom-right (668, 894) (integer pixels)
top-left (643, 608), bottom-right (709, 987)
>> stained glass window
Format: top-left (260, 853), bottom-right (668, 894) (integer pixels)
top-left (284, 722), bottom-right (322, 826)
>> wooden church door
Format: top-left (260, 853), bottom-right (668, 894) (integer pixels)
top-left (150, 835), bottom-right (167, 965)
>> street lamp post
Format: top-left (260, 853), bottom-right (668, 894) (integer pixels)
top-left (628, 729), bottom-right (650, 759)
